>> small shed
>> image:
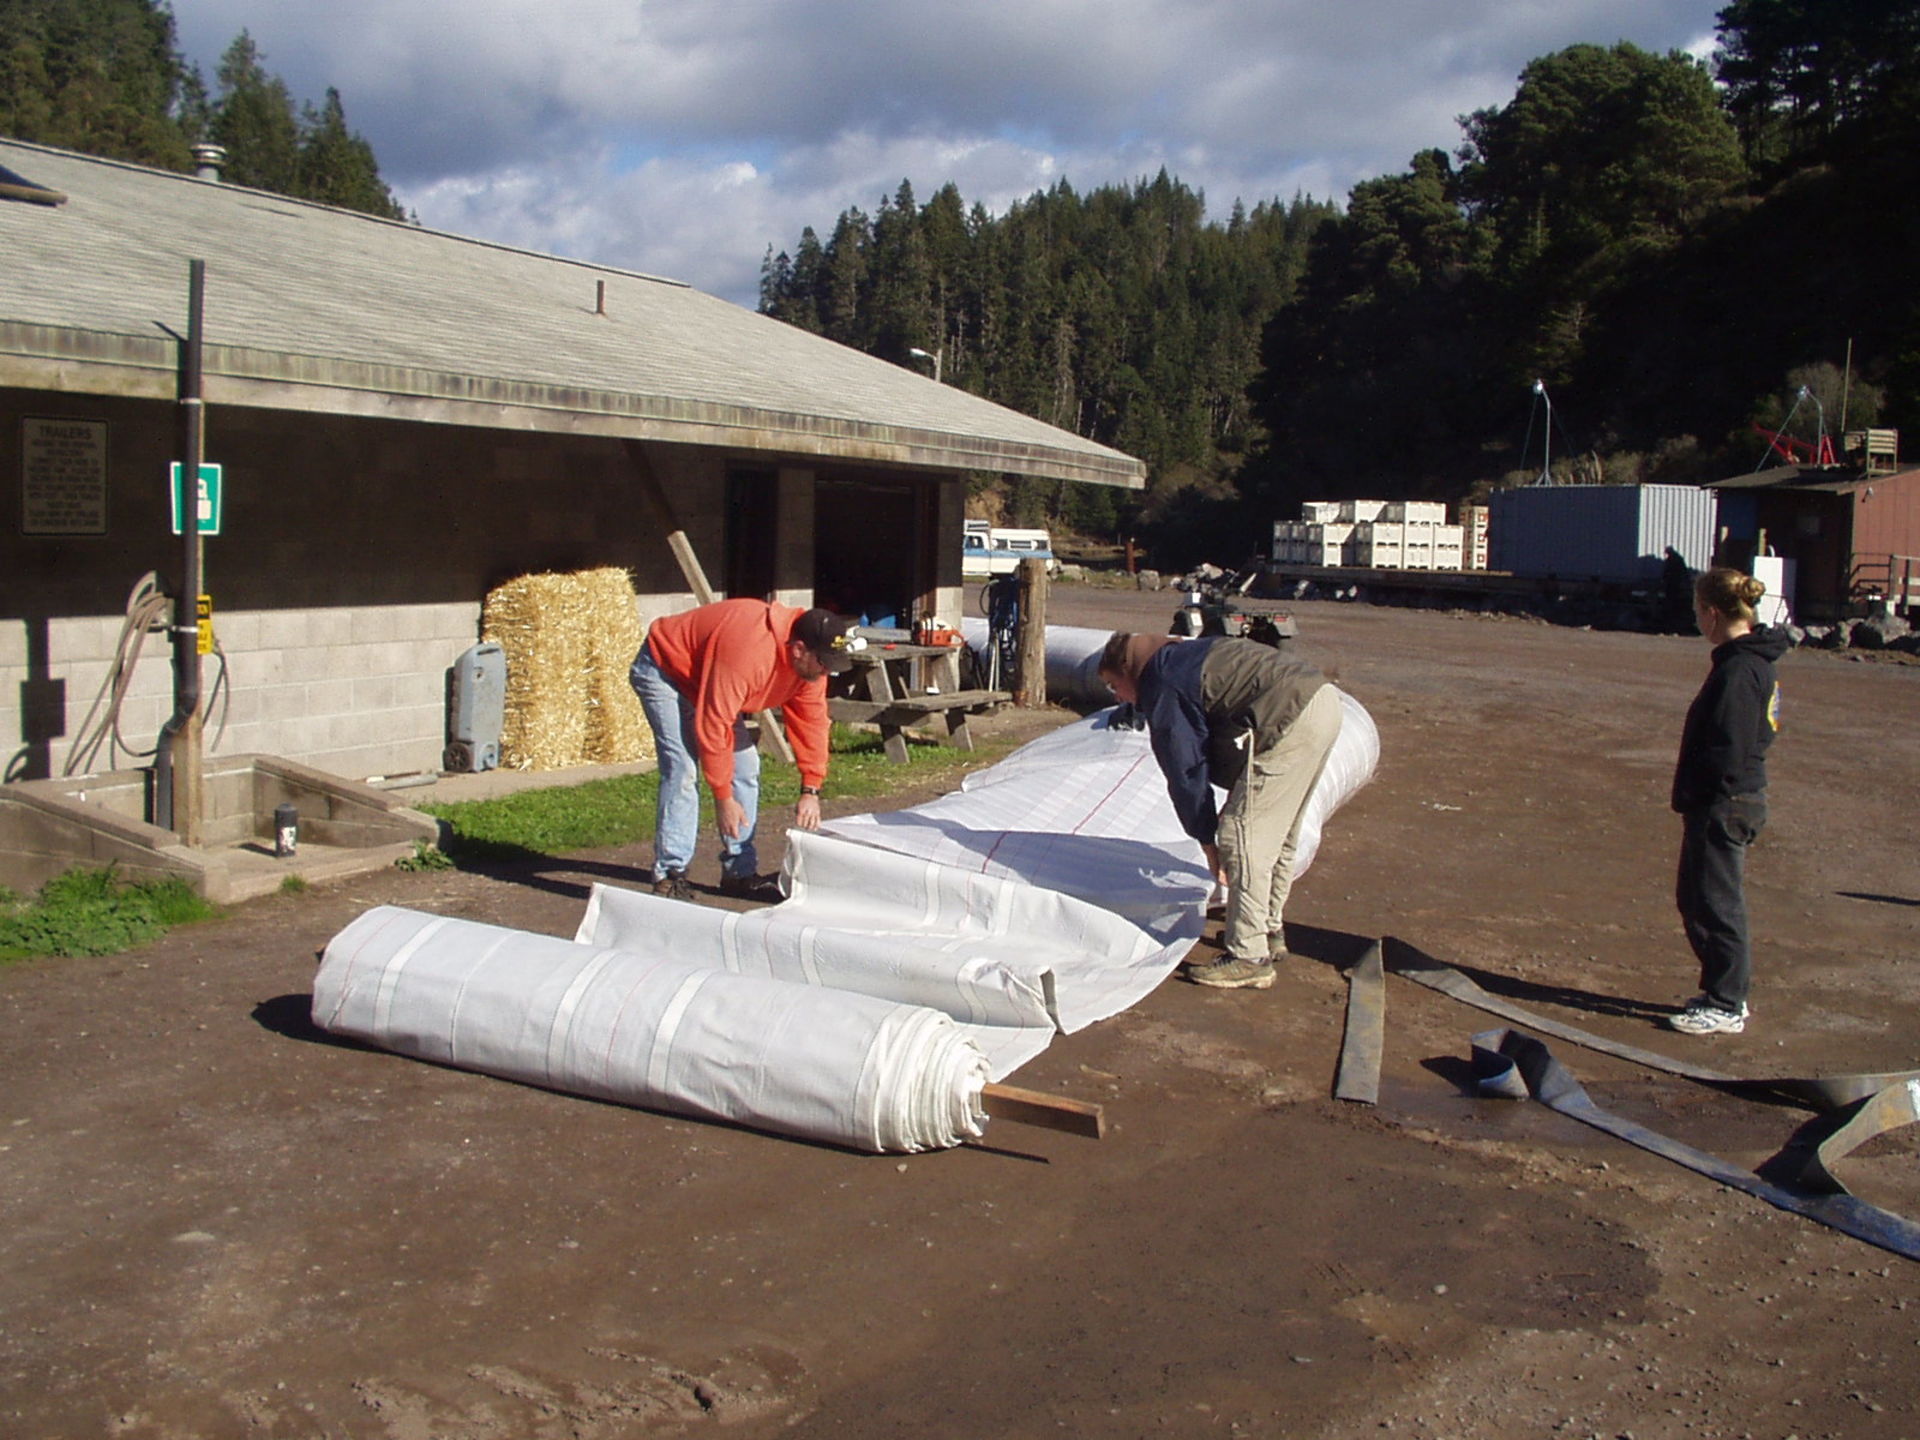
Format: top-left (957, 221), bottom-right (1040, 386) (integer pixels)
top-left (1708, 461), bottom-right (1920, 620)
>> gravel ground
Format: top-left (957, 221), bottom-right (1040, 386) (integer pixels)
top-left (3, 580), bottom-right (1917, 1440)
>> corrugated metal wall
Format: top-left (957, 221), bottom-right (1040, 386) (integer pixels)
top-left (1489, 484), bottom-right (1718, 582)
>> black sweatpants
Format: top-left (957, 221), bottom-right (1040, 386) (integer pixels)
top-left (1675, 794), bottom-right (1766, 1010)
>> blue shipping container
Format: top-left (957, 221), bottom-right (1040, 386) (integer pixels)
top-left (1489, 484), bottom-right (1718, 584)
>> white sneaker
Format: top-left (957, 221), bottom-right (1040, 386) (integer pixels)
top-left (1667, 996), bottom-right (1749, 1035)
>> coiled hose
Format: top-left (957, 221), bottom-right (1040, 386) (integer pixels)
top-left (64, 573), bottom-right (230, 776)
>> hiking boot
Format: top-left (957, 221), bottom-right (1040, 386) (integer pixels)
top-left (1667, 995), bottom-right (1748, 1035)
top-left (652, 869), bottom-right (693, 902)
top-left (1267, 934), bottom-right (1294, 963)
top-left (719, 872), bottom-right (785, 903)
top-left (1185, 955), bottom-right (1277, 990)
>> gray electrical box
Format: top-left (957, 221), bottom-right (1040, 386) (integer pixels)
top-left (445, 641), bottom-right (505, 772)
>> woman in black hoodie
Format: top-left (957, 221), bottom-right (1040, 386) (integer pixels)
top-left (1668, 567), bottom-right (1789, 1035)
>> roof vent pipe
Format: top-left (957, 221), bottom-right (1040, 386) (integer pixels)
top-left (191, 144), bottom-right (227, 182)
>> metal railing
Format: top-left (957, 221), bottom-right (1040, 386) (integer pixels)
top-left (1848, 553), bottom-right (1920, 614)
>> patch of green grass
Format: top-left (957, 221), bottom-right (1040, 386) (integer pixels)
top-left (0, 866), bottom-right (221, 963)
top-left (278, 873), bottom-right (311, 895)
top-left (422, 722), bottom-right (1013, 863)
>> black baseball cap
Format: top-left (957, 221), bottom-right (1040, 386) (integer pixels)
top-left (791, 609), bottom-right (866, 673)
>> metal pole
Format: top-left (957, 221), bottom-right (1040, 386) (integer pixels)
top-left (157, 260), bottom-right (206, 841)
top-left (1538, 381), bottom-right (1552, 484)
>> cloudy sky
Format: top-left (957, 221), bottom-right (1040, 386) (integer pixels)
top-left (168, 0), bottom-right (1727, 309)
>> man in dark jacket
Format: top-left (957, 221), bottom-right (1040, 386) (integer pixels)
top-left (1099, 632), bottom-right (1342, 989)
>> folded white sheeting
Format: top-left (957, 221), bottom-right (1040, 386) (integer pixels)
top-left (577, 828), bottom-right (1176, 1076)
top-left (312, 906), bottom-right (989, 1153)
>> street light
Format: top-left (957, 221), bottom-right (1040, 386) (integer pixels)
top-left (908, 346), bottom-right (943, 384)
top-left (1533, 378), bottom-right (1552, 485)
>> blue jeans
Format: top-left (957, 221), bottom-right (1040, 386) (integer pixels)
top-left (629, 640), bottom-right (759, 880)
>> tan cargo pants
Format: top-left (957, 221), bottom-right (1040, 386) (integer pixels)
top-left (1215, 683), bottom-right (1343, 961)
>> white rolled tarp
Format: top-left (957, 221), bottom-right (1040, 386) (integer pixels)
top-left (312, 906), bottom-right (989, 1153)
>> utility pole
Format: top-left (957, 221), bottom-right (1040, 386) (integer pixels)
top-left (157, 260), bottom-right (207, 842)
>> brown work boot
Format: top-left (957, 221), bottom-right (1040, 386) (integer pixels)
top-left (652, 869), bottom-right (693, 902)
top-left (1185, 955), bottom-right (1277, 990)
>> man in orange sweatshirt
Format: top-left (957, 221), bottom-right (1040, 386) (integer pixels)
top-left (629, 601), bottom-right (863, 901)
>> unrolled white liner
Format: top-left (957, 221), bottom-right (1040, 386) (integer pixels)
top-left (312, 679), bottom-right (1376, 1154)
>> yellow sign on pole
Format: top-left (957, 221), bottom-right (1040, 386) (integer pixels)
top-left (196, 593), bottom-right (213, 656)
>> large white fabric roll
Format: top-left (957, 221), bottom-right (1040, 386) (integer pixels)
top-left (312, 906), bottom-right (989, 1153)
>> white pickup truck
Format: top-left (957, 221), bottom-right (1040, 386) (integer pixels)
top-left (962, 521), bottom-right (1060, 578)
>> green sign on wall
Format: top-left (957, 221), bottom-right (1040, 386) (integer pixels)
top-left (168, 462), bottom-right (223, 536)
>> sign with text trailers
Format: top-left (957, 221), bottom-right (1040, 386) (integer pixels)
top-left (169, 462), bottom-right (223, 536)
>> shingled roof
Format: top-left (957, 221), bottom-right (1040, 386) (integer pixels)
top-left (0, 139), bottom-right (1144, 488)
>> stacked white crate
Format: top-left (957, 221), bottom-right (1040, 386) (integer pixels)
top-left (1351, 521), bottom-right (1404, 569)
top-left (1432, 523), bottom-right (1466, 571)
top-left (1375, 501), bottom-right (1438, 569)
top-left (1300, 523), bottom-right (1353, 566)
top-left (1271, 520), bottom-right (1297, 562)
top-left (1302, 501), bottom-right (1345, 523)
top-left (1381, 501), bottom-right (1448, 524)
top-left (1339, 499), bottom-right (1389, 524)
top-left (1458, 504), bottom-right (1490, 570)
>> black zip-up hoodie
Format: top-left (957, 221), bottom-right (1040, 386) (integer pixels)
top-left (1670, 626), bottom-right (1789, 813)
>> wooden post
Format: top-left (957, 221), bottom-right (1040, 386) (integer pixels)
top-left (622, 439), bottom-right (795, 765)
top-left (1013, 555), bottom-right (1048, 707)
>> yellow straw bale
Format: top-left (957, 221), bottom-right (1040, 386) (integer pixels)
top-left (482, 567), bottom-right (654, 771)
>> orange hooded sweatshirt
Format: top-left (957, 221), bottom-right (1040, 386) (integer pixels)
top-left (642, 599), bottom-right (830, 796)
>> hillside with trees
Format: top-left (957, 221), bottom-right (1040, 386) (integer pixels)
top-left (760, 174), bottom-right (1335, 543)
top-left (761, 4), bottom-right (1920, 569)
top-left (0, 0), bottom-right (404, 219)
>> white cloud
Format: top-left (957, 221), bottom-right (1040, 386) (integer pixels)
top-left (168, 0), bottom-right (1728, 306)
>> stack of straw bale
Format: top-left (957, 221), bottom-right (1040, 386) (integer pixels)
top-left (481, 567), bottom-right (654, 771)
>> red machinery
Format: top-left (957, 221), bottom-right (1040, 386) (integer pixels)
top-left (1752, 421), bottom-right (1836, 467)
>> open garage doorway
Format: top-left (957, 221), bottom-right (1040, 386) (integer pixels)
top-left (813, 473), bottom-right (933, 629)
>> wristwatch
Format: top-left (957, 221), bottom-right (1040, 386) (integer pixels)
top-left (800, 785), bottom-right (822, 797)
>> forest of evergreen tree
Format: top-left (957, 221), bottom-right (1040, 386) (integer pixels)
top-left (7, 1), bottom-right (1918, 570)
top-left (1, 0), bottom-right (404, 219)
top-left (760, 4), bottom-right (1920, 568)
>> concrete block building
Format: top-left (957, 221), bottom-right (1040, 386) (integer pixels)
top-left (1, 139), bottom-right (1144, 788)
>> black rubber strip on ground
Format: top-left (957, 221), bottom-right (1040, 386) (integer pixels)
top-left (1470, 1028), bottom-right (1920, 1265)
top-left (1330, 936), bottom-right (1920, 1262)
top-left (1381, 935), bottom-right (1920, 1112)
top-left (1333, 940), bottom-right (1384, 1104)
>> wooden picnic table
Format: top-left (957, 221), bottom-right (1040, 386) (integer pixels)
top-left (828, 639), bottom-right (1009, 764)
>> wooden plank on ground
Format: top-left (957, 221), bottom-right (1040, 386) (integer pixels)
top-left (981, 1083), bottom-right (1106, 1139)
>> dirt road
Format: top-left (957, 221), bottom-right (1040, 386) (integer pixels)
top-left (4, 584), bottom-right (1917, 1439)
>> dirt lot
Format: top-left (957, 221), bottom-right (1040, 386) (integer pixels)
top-left (4, 583), bottom-right (1918, 1440)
